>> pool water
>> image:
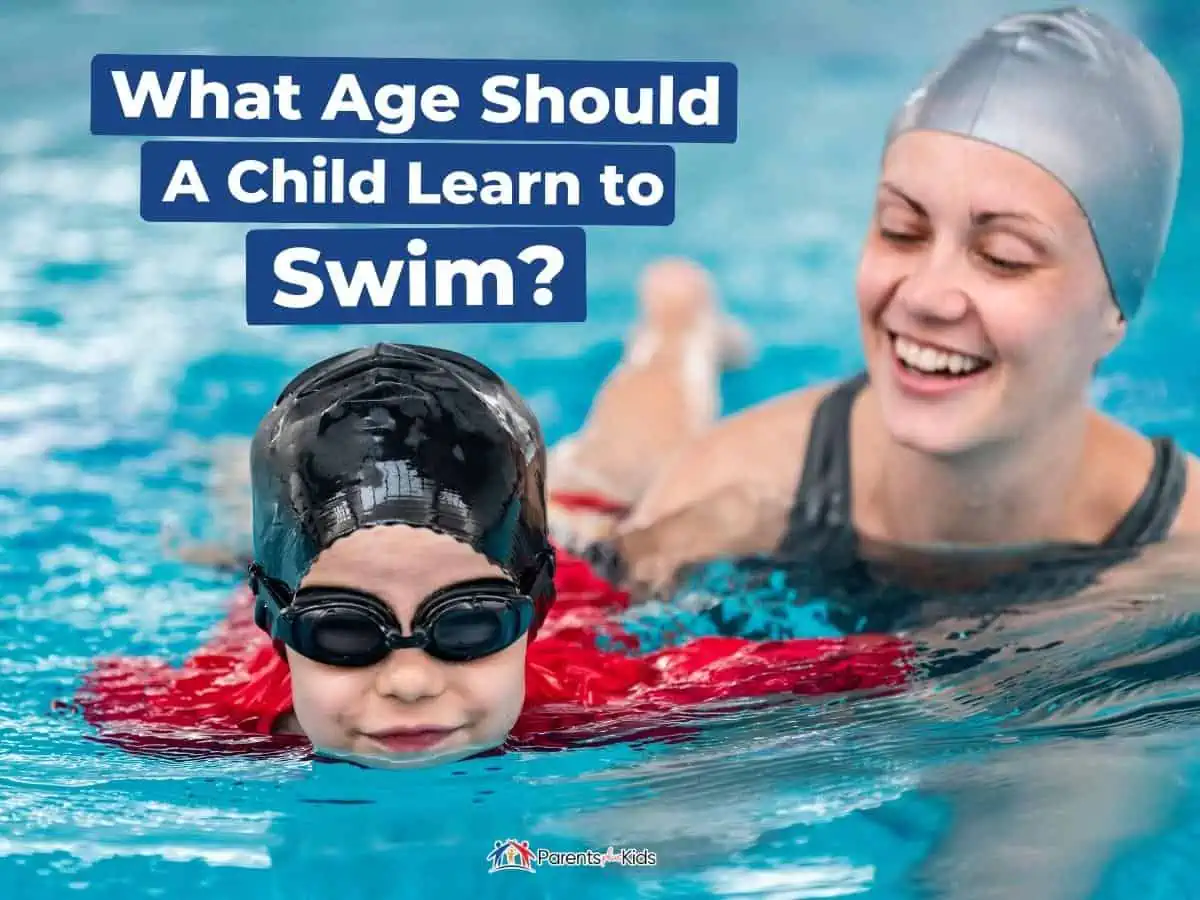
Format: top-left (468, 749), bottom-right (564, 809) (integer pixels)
top-left (6, 0), bottom-right (1200, 897)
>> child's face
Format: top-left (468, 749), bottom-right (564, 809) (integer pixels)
top-left (285, 525), bottom-right (528, 767)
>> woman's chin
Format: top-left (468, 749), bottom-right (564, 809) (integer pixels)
top-left (872, 368), bottom-right (999, 458)
top-left (890, 429), bottom-right (977, 459)
top-left (879, 404), bottom-right (987, 459)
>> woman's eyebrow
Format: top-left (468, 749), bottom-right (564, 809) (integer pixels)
top-left (879, 182), bottom-right (927, 216)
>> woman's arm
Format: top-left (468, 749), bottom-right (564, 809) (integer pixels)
top-left (612, 385), bottom-right (829, 594)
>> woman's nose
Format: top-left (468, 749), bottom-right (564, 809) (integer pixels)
top-left (373, 649), bottom-right (448, 703)
top-left (896, 247), bottom-right (972, 321)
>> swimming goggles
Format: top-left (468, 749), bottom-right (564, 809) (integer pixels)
top-left (248, 562), bottom-right (535, 666)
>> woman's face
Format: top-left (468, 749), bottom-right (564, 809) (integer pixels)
top-left (285, 525), bottom-right (527, 767)
top-left (855, 130), bottom-right (1123, 457)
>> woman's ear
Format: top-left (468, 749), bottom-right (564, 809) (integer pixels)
top-left (1099, 302), bottom-right (1127, 358)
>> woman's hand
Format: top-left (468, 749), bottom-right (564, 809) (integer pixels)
top-left (615, 482), bottom-right (790, 595)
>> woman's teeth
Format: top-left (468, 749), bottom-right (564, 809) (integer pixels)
top-left (893, 335), bottom-right (988, 376)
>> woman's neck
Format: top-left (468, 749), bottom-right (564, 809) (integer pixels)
top-left (857, 395), bottom-right (1098, 548)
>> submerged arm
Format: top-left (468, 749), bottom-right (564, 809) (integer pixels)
top-left (167, 437), bottom-right (253, 571)
top-left (902, 569), bottom-right (1199, 900)
top-left (915, 733), bottom-right (1175, 900)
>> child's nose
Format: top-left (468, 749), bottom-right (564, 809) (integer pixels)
top-left (373, 649), bottom-right (448, 703)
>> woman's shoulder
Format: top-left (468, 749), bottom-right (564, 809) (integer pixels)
top-left (641, 379), bottom-right (842, 500)
top-left (618, 380), bottom-right (841, 540)
top-left (1169, 452), bottom-right (1200, 535)
top-left (1094, 412), bottom-right (1200, 538)
top-left (716, 378), bottom-right (839, 437)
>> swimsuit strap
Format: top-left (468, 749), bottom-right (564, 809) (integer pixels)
top-left (776, 372), bottom-right (868, 559)
top-left (1100, 435), bottom-right (1188, 548)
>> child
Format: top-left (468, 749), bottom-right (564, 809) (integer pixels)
top-left (77, 261), bottom-right (910, 766)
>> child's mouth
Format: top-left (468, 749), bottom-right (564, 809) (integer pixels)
top-left (366, 726), bottom-right (461, 753)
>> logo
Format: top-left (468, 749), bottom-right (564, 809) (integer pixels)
top-left (487, 839), bottom-right (536, 873)
top-left (487, 839), bottom-right (658, 873)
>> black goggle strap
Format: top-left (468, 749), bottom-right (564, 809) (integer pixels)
top-left (247, 561), bottom-right (300, 646)
top-left (511, 546), bottom-right (556, 640)
top-left (519, 546), bottom-right (557, 605)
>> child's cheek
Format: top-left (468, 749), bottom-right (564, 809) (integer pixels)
top-left (469, 641), bottom-right (528, 741)
top-left (287, 653), bottom-right (361, 750)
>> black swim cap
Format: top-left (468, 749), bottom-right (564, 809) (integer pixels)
top-left (249, 342), bottom-right (556, 632)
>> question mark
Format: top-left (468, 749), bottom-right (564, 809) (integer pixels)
top-left (517, 245), bottom-right (565, 306)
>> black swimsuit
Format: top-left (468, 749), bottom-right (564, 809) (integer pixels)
top-left (764, 371), bottom-right (1189, 635)
top-left (779, 372), bottom-right (1187, 555)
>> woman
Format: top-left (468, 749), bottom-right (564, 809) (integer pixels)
top-left (582, 7), bottom-right (1200, 604)
top-left (78, 261), bottom-right (906, 767)
top-left (562, 13), bottom-right (1192, 896)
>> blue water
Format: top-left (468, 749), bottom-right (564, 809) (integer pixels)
top-left (7, 1), bottom-right (1200, 897)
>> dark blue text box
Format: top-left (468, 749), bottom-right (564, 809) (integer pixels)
top-left (141, 141), bottom-right (674, 225)
top-left (245, 227), bottom-right (586, 325)
top-left (93, 55), bottom-right (737, 143)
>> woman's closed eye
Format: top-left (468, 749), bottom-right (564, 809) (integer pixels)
top-left (880, 226), bottom-right (925, 244)
top-left (976, 232), bottom-right (1042, 274)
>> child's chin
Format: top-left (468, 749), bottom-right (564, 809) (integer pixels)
top-left (318, 737), bottom-right (503, 770)
top-left (317, 746), bottom-right (469, 770)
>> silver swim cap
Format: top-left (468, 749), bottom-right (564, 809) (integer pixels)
top-left (885, 6), bottom-right (1182, 319)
